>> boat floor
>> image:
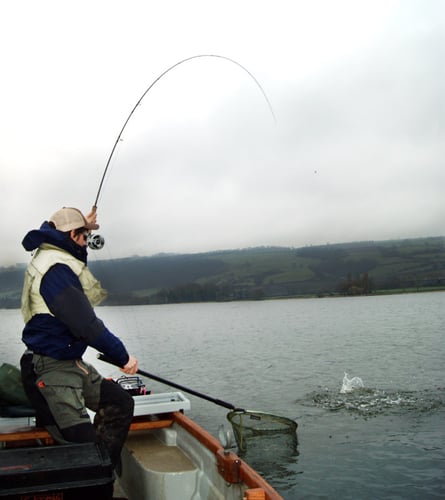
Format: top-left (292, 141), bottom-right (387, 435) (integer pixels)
top-left (113, 429), bottom-right (197, 499)
top-left (124, 430), bottom-right (196, 472)
top-left (113, 481), bottom-right (128, 499)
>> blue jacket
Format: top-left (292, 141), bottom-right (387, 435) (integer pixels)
top-left (22, 222), bottom-right (129, 366)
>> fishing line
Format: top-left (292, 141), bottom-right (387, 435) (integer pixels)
top-left (92, 54), bottom-right (276, 210)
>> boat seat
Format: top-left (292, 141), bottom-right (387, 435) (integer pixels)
top-left (0, 391), bottom-right (190, 446)
top-left (0, 415), bottom-right (175, 446)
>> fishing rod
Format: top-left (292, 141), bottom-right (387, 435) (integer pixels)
top-left (97, 353), bottom-right (245, 412)
top-left (92, 54), bottom-right (276, 211)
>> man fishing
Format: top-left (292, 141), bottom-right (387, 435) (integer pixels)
top-left (19, 206), bottom-right (138, 470)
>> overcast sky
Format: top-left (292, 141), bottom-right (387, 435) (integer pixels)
top-left (1, 0), bottom-right (444, 266)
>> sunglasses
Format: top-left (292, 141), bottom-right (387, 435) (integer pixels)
top-left (74, 229), bottom-right (89, 241)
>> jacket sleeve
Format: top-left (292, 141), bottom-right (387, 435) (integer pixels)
top-left (40, 264), bottom-right (130, 366)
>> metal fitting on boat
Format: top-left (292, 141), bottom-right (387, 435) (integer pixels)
top-left (216, 449), bottom-right (241, 483)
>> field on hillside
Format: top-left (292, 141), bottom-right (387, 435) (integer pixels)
top-left (1, 237), bottom-right (444, 307)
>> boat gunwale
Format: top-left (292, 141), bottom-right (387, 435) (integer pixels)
top-left (171, 411), bottom-right (282, 500)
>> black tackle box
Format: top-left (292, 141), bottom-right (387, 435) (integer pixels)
top-left (0, 442), bottom-right (114, 499)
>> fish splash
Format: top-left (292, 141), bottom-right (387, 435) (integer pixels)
top-left (298, 374), bottom-right (445, 417)
top-left (340, 372), bottom-right (364, 393)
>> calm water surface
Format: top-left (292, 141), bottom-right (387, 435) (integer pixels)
top-left (1, 291), bottom-right (444, 499)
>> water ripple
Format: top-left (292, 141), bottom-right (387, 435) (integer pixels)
top-left (301, 387), bottom-right (445, 417)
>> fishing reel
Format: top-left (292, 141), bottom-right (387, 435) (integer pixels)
top-left (87, 233), bottom-right (105, 250)
top-left (116, 375), bottom-right (149, 396)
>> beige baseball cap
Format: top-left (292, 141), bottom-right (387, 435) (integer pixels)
top-left (49, 207), bottom-right (99, 232)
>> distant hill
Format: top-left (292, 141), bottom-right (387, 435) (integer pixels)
top-left (1, 236), bottom-right (444, 308)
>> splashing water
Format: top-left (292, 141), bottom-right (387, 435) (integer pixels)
top-left (340, 372), bottom-right (364, 393)
top-left (299, 373), bottom-right (445, 418)
top-left (308, 387), bottom-right (445, 416)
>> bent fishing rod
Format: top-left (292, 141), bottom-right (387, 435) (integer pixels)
top-left (97, 353), bottom-right (245, 412)
top-left (92, 54), bottom-right (276, 211)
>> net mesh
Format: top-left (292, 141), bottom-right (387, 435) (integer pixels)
top-left (227, 410), bottom-right (298, 453)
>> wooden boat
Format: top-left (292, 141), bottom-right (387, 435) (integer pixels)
top-left (0, 391), bottom-right (283, 500)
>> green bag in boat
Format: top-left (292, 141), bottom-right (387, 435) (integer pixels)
top-left (0, 363), bottom-right (31, 406)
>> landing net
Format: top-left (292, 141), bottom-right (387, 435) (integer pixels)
top-left (227, 410), bottom-right (298, 453)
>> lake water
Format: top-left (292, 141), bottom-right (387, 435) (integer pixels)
top-left (1, 291), bottom-right (444, 499)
